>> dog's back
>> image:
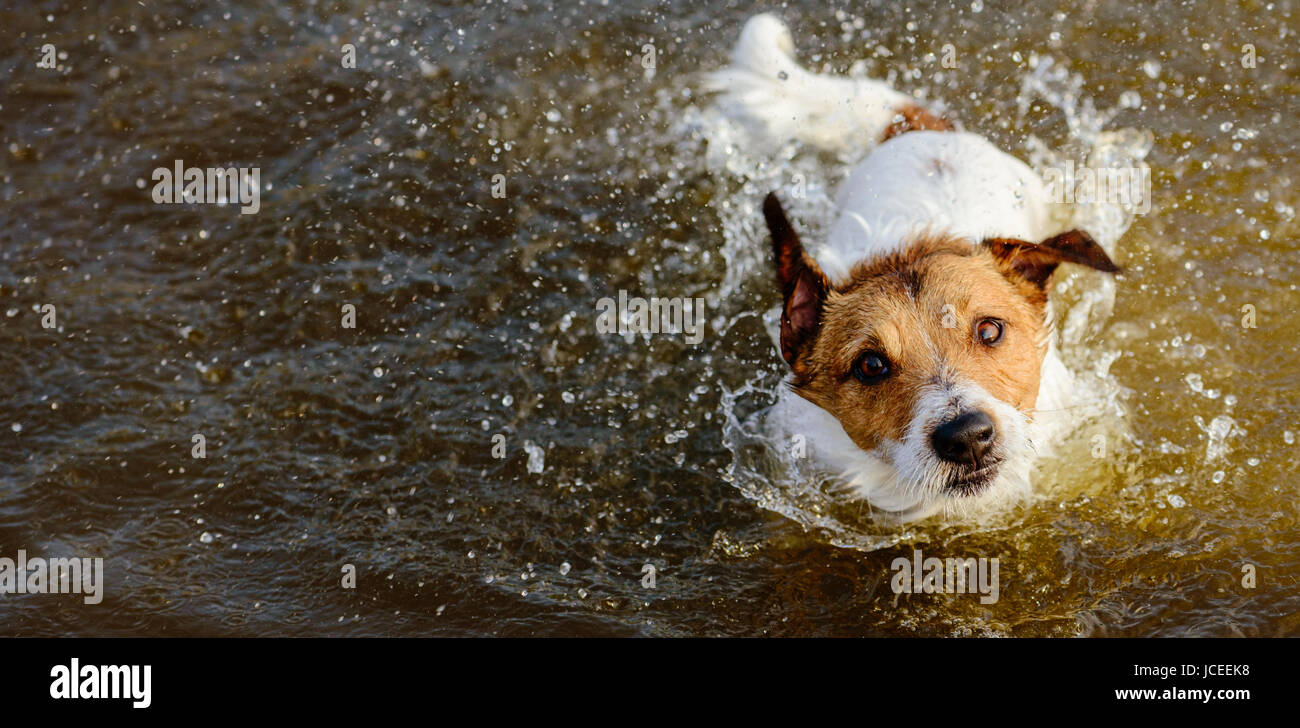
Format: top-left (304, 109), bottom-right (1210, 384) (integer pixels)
top-left (707, 14), bottom-right (1055, 285)
top-left (822, 132), bottom-right (1054, 283)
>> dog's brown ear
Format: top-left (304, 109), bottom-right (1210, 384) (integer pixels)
top-left (764, 192), bottom-right (828, 374)
top-left (983, 229), bottom-right (1120, 293)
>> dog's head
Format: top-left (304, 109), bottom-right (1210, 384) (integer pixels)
top-left (764, 192), bottom-right (1118, 510)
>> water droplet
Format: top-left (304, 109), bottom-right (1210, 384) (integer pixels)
top-left (524, 441), bottom-right (545, 474)
top-left (1204, 415), bottom-right (1241, 461)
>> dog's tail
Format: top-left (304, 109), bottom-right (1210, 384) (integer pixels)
top-left (703, 14), bottom-right (951, 155)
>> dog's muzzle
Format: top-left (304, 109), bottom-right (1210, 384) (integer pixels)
top-left (931, 410), bottom-right (1003, 493)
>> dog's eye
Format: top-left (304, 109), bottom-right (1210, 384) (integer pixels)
top-left (853, 351), bottom-right (892, 383)
top-left (976, 318), bottom-right (1004, 346)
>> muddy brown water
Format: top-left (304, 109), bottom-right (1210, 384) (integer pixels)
top-left (0, 0), bottom-right (1297, 636)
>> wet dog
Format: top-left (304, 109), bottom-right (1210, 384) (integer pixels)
top-left (707, 14), bottom-right (1120, 520)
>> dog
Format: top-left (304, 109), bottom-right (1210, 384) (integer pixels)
top-left (706, 14), bottom-right (1121, 521)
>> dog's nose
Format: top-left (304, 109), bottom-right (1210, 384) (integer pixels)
top-left (931, 411), bottom-right (997, 466)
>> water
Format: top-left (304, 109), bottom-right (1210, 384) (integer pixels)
top-left (1, 0), bottom-right (1297, 636)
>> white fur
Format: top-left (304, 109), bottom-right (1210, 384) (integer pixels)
top-left (715, 14), bottom-right (1083, 521)
top-left (819, 131), bottom-right (1054, 283)
top-left (703, 14), bottom-right (910, 155)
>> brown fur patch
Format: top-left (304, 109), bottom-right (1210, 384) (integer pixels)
top-left (789, 235), bottom-right (1048, 454)
top-left (880, 103), bottom-right (955, 143)
top-left (984, 229), bottom-right (1120, 300)
top-left (764, 193), bottom-right (830, 373)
